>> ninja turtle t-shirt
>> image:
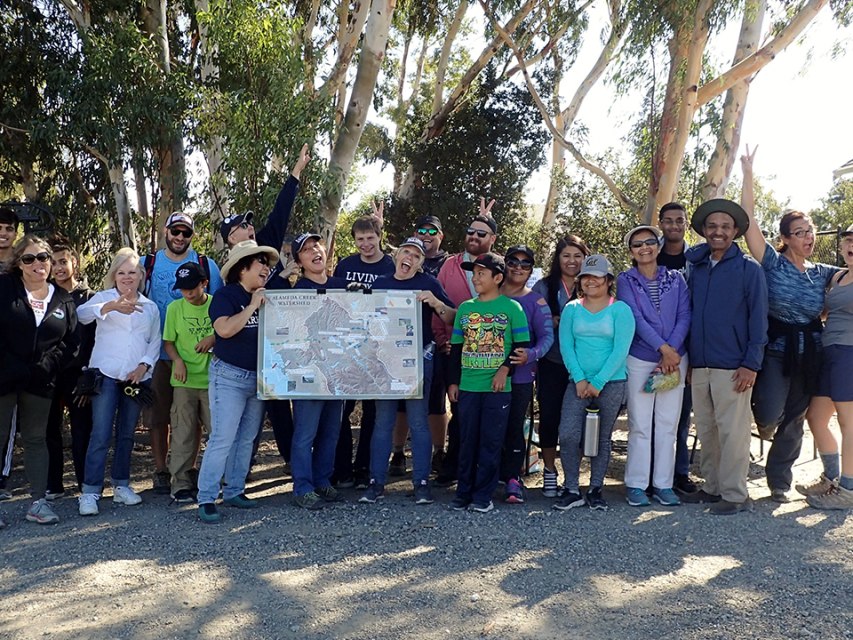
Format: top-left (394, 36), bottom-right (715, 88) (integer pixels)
top-left (450, 295), bottom-right (530, 393)
top-left (163, 295), bottom-right (214, 389)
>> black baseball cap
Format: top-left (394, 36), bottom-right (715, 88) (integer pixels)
top-left (505, 244), bottom-right (535, 263)
top-left (461, 252), bottom-right (505, 276)
top-left (220, 211), bottom-right (254, 243)
top-left (416, 215), bottom-right (443, 233)
top-left (173, 262), bottom-right (208, 290)
top-left (470, 215), bottom-right (497, 235)
top-left (291, 232), bottom-right (322, 257)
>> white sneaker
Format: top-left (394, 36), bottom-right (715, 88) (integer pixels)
top-left (78, 493), bottom-right (100, 516)
top-left (113, 486), bottom-right (142, 505)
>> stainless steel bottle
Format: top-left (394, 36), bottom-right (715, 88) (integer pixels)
top-left (583, 401), bottom-right (600, 457)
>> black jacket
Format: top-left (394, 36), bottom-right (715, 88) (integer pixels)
top-left (66, 282), bottom-right (96, 369)
top-left (0, 274), bottom-right (80, 398)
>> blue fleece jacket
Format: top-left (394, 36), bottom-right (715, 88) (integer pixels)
top-left (686, 242), bottom-right (768, 371)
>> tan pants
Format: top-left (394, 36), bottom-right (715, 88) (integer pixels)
top-left (691, 368), bottom-right (753, 503)
top-left (168, 386), bottom-right (210, 493)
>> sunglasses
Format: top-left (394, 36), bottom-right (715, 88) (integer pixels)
top-left (506, 257), bottom-right (533, 270)
top-left (417, 228), bottom-right (439, 236)
top-left (630, 238), bottom-right (659, 249)
top-left (20, 252), bottom-right (52, 265)
top-left (229, 222), bottom-right (251, 234)
top-left (255, 255), bottom-right (269, 266)
top-left (169, 227), bottom-right (193, 239)
top-left (467, 228), bottom-right (491, 238)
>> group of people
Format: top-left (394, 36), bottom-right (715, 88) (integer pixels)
top-left (2, 145), bottom-right (852, 528)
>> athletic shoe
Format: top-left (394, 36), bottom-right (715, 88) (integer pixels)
top-left (673, 473), bottom-right (698, 495)
top-left (450, 496), bottom-right (471, 511)
top-left (335, 477), bottom-right (356, 489)
top-left (223, 493), bottom-right (259, 508)
top-left (542, 467), bottom-right (559, 498)
top-left (807, 483), bottom-right (853, 510)
top-left (26, 499), bottom-right (59, 524)
top-left (626, 487), bottom-right (650, 507)
top-left (78, 493), bottom-right (100, 516)
top-left (388, 451), bottom-right (407, 476)
top-left (171, 489), bottom-right (196, 504)
top-left (770, 487), bottom-right (797, 503)
top-left (553, 491), bottom-right (585, 511)
top-left (198, 503), bottom-right (220, 523)
top-left (359, 482), bottom-right (385, 504)
top-left (587, 487), bottom-right (608, 511)
top-left (315, 485), bottom-right (341, 502)
top-left (354, 469), bottom-right (370, 490)
top-left (652, 488), bottom-right (682, 506)
top-left (709, 497), bottom-right (754, 515)
top-left (414, 481), bottom-right (434, 505)
top-left (505, 479), bottom-right (526, 504)
top-left (295, 491), bottom-right (325, 510)
top-left (45, 489), bottom-right (65, 501)
top-left (795, 474), bottom-right (836, 497)
top-left (152, 470), bottom-right (171, 495)
top-left (469, 501), bottom-right (494, 513)
top-left (681, 489), bottom-right (722, 504)
top-left (113, 486), bottom-right (142, 505)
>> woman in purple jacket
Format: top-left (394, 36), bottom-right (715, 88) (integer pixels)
top-left (616, 226), bottom-right (691, 507)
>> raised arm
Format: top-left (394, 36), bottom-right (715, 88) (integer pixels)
top-left (740, 144), bottom-right (766, 263)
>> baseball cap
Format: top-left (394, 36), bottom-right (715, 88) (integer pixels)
top-left (399, 237), bottom-right (426, 255)
top-left (220, 211), bottom-right (254, 243)
top-left (291, 232), bottom-right (322, 257)
top-left (173, 262), bottom-right (208, 290)
top-left (165, 212), bottom-right (194, 231)
top-left (461, 252), bottom-right (505, 276)
top-left (416, 216), bottom-right (443, 233)
top-left (841, 223), bottom-right (853, 238)
top-left (505, 244), bottom-right (535, 263)
top-left (470, 215), bottom-right (497, 235)
top-left (579, 254), bottom-right (614, 278)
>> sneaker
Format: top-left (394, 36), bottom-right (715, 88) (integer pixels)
top-left (388, 451), bottom-right (407, 476)
top-left (315, 485), bottom-right (341, 502)
top-left (171, 489), bottom-right (197, 504)
top-left (431, 449), bottom-right (445, 474)
top-left (198, 503), bottom-right (220, 523)
top-left (414, 481), bottom-right (434, 505)
top-left (295, 491), bottom-right (325, 510)
top-left (807, 483), bottom-right (853, 510)
top-left (469, 501), bottom-right (494, 513)
top-left (335, 477), bottom-right (355, 489)
top-left (553, 491), bottom-right (586, 511)
top-left (709, 497), bottom-right (754, 515)
top-left (354, 469), bottom-right (370, 490)
top-left (673, 473), bottom-right (698, 495)
top-left (681, 489), bottom-right (722, 504)
top-left (26, 499), bottom-right (59, 524)
top-left (223, 493), bottom-right (259, 508)
top-left (433, 474), bottom-right (457, 488)
top-left (450, 496), bottom-right (471, 511)
top-left (45, 489), bottom-right (65, 501)
top-left (113, 486), bottom-right (142, 505)
top-left (795, 474), bottom-right (836, 497)
top-left (152, 470), bottom-right (171, 495)
top-left (652, 488), bottom-right (682, 506)
top-left (542, 467), bottom-right (559, 498)
top-left (505, 479), bottom-right (526, 504)
top-left (359, 481), bottom-right (385, 504)
top-left (626, 487), bottom-right (651, 507)
top-left (78, 493), bottom-right (100, 516)
top-left (770, 487), bottom-right (797, 503)
top-left (587, 487), bottom-right (608, 511)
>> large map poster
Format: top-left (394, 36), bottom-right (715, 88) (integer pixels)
top-left (258, 290), bottom-right (424, 400)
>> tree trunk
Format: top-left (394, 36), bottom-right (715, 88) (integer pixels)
top-left (318, 0), bottom-right (396, 244)
top-left (108, 162), bottom-right (137, 250)
top-left (542, 48), bottom-right (564, 227)
top-left (702, 0), bottom-right (766, 200)
top-left (432, 1), bottom-right (467, 116)
top-left (20, 160), bottom-right (38, 202)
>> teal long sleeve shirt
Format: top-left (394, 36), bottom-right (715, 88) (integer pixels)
top-left (559, 298), bottom-right (636, 390)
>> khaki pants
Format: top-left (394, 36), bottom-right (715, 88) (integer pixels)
top-left (691, 367), bottom-right (753, 502)
top-left (168, 386), bottom-right (210, 493)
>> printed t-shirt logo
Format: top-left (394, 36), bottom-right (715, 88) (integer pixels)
top-left (460, 311), bottom-right (510, 369)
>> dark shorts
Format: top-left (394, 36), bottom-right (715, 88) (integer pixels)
top-left (816, 344), bottom-right (853, 402)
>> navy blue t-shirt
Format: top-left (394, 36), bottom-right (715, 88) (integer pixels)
top-left (333, 253), bottom-right (394, 285)
top-left (372, 272), bottom-right (453, 347)
top-left (293, 276), bottom-right (349, 290)
top-left (209, 283), bottom-right (260, 371)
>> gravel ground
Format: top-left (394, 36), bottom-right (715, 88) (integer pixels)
top-left (1, 421), bottom-right (851, 640)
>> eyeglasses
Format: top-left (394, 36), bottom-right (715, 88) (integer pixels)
top-left (505, 257), bottom-right (533, 270)
top-left (660, 218), bottom-right (686, 227)
top-left (20, 252), bottom-right (51, 265)
top-left (229, 222), bottom-right (251, 235)
top-left (790, 228), bottom-right (815, 238)
top-left (630, 238), bottom-right (659, 249)
top-left (255, 256), bottom-right (269, 266)
top-left (169, 228), bottom-right (193, 239)
top-left (417, 228), bottom-right (439, 236)
top-left (467, 228), bottom-right (491, 238)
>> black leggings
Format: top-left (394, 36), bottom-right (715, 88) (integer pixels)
top-left (536, 358), bottom-right (569, 449)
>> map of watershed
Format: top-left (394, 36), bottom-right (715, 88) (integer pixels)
top-left (258, 290), bottom-right (424, 399)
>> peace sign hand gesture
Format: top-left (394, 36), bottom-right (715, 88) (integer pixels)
top-left (479, 197), bottom-right (496, 219)
top-left (371, 200), bottom-right (384, 225)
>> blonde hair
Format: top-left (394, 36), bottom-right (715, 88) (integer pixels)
top-left (103, 248), bottom-right (144, 292)
top-left (391, 244), bottom-right (425, 273)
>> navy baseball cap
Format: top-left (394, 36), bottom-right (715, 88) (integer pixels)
top-left (173, 261), bottom-right (207, 290)
top-left (220, 211), bottom-right (254, 243)
top-left (291, 232), bottom-right (322, 257)
top-left (399, 237), bottom-right (426, 255)
top-left (461, 252), bottom-right (505, 276)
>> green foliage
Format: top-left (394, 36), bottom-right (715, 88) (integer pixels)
top-left (809, 180), bottom-right (853, 231)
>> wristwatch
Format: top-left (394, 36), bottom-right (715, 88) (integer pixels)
top-left (140, 363), bottom-right (152, 371)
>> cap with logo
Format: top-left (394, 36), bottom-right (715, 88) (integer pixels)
top-left (165, 212), bottom-right (195, 232)
top-left (173, 261), bottom-right (208, 290)
top-left (399, 237), bottom-right (426, 255)
top-left (416, 215), bottom-right (443, 233)
top-left (579, 254), bottom-right (614, 278)
top-left (291, 232), bottom-right (323, 258)
top-left (220, 211), bottom-right (255, 243)
top-left (461, 252), bottom-right (505, 275)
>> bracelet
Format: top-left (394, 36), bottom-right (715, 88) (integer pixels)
top-left (439, 305), bottom-right (446, 315)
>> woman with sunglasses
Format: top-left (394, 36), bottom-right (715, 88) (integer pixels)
top-left (76, 248), bottom-right (160, 516)
top-left (531, 235), bottom-right (590, 497)
top-left (616, 226), bottom-right (691, 507)
top-left (741, 147), bottom-right (841, 502)
top-left (498, 245), bottom-right (554, 503)
top-left (0, 235), bottom-right (79, 525)
top-left (196, 241), bottom-right (280, 523)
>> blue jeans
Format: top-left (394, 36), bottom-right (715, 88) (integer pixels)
top-left (197, 358), bottom-right (265, 505)
top-left (83, 377), bottom-right (149, 494)
top-left (457, 390), bottom-right (511, 504)
top-left (371, 356), bottom-right (434, 486)
top-left (291, 399), bottom-right (343, 497)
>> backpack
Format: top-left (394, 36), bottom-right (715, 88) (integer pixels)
top-left (143, 252), bottom-right (212, 297)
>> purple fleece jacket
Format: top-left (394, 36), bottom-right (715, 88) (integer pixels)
top-left (506, 290), bottom-right (554, 384)
top-left (616, 266), bottom-right (691, 363)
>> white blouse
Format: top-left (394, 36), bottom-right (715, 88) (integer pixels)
top-left (78, 288), bottom-right (161, 381)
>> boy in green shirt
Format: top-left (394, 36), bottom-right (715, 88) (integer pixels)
top-left (163, 263), bottom-right (215, 502)
top-left (448, 253), bottom-right (530, 513)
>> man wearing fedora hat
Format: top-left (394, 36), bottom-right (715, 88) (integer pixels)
top-left (682, 199), bottom-right (768, 515)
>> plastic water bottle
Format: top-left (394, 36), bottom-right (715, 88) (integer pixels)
top-left (583, 401), bottom-right (600, 457)
top-left (423, 341), bottom-right (435, 361)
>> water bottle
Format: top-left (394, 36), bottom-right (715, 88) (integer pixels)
top-left (423, 341), bottom-right (435, 361)
top-left (583, 401), bottom-right (600, 457)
